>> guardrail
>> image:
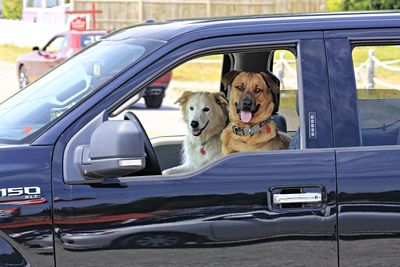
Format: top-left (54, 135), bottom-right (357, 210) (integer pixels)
top-left (273, 53), bottom-right (297, 90)
top-left (355, 49), bottom-right (400, 90)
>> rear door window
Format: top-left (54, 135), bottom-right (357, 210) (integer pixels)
top-left (352, 45), bottom-right (400, 146)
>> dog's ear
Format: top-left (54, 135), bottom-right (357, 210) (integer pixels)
top-left (213, 92), bottom-right (229, 121)
top-left (221, 70), bottom-right (241, 88)
top-left (213, 92), bottom-right (228, 107)
top-left (260, 71), bottom-right (280, 94)
top-left (175, 91), bottom-right (194, 105)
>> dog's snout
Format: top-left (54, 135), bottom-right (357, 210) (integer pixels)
top-left (190, 120), bottom-right (199, 128)
top-left (242, 97), bottom-right (253, 110)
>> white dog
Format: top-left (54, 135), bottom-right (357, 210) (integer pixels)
top-left (163, 91), bottom-right (228, 175)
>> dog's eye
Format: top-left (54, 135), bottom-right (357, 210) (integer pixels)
top-left (203, 107), bottom-right (210, 112)
top-left (189, 106), bottom-right (194, 110)
top-left (254, 88), bottom-right (262, 93)
top-left (236, 86), bottom-right (244, 92)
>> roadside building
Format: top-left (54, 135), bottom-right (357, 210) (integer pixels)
top-left (22, 0), bottom-right (71, 24)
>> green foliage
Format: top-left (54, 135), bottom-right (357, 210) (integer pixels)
top-left (3, 0), bottom-right (22, 20)
top-left (0, 44), bottom-right (31, 63)
top-left (370, 0), bottom-right (400, 10)
top-left (327, 0), bottom-right (344, 12)
top-left (343, 0), bottom-right (400, 10)
top-left (326, 0), bottom-right (400, 11)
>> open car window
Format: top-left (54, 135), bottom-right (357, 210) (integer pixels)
top-left (107, 49), bottom-right (300, 176)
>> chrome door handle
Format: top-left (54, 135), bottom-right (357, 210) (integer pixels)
top-left (273, 192), bottom-right (322, 204)
top-left (223, 213), bottom-right (255, 219)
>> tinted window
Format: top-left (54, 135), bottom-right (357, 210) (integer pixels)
top-left (353, 45), bottom-right (400, 146)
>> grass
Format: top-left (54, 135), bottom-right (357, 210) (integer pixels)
top-left (172, 50), bottom-right (296, 83)
top-left (353, 45), bottom-right (400, 90)
top-left (0, 44), bottom-right (31, 63)
top-left (358, 89), bottom-right (400, 99)
top-left (353, 45), bottom-right (400, 64)
top-left (172, 55), bottom-right (223, 82)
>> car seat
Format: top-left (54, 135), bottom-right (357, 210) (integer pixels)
top-left (271, 91), bottom-right (287, 133)
top-left (288, 93), bottom-right (300, 149)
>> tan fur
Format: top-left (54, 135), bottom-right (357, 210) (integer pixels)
top-left (163, 91), bottom-right (228, 175)
top-left (221, 71), bottom-right (291, 156)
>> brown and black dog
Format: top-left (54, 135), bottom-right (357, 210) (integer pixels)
top-left (220, 70), bottom-right (291, 156)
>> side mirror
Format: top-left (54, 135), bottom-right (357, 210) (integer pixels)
top-left (77, 120), bottom-right (145, 178)
top-left (32, 46), bottom-right (44, 56)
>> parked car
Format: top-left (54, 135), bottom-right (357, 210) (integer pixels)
top-left (16, 30), bottom-right (106, 89)
top-left (1, 11), bottom-right (400, 266)
top-left (16, 30), bottom-right (171, 108)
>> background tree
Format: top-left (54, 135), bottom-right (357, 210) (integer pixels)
top-left (343, 0), bottom-right (400, 10)
top-left (3, 0), bottom-right (22, 20)
top-left (327, 0), bottom-right (344, 11)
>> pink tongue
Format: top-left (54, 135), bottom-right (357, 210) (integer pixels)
top-left (240, 111), bottom-right (252, 123)
top-left (192, 129), bottom-right (201, 136)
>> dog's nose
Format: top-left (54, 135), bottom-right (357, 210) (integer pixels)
top-left (190, 120), bottom-right (199, 128)
top-left (242, 97), bottom-right (253, 110)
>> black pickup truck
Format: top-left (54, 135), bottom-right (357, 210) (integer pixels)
top-left (1, 12), bottom-right (400, 267)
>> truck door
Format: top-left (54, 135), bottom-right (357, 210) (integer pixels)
top-left (52, 34), bottom-right (338, 266)
top-left (325, 28), bottom-right (400, 266)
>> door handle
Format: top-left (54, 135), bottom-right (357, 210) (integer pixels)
top-left (273, 192), bottom-right (322, 204)
top-left (223, 213), bottom-right (255, 219)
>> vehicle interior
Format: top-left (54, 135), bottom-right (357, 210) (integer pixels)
top-left (151, 50), bottom-right (299, 172)
top-left (63, 48), bottom-right (300, 183)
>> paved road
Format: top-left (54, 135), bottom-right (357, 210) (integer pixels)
top-left (124, 93), bottom-right (186, 138)
top-left (0, 61), bottom-right (19, 101)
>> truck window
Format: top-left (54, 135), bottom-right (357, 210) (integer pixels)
top-left (272, 50), bottom-right (298, 132)
top-left (118, 50), bottom-right (299, 139)
top-left (108, 49), bottom-right (301, 176)
top-left (352, 45), bottom-right (400, 147)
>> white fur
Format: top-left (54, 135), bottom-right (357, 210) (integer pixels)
top-left (164, 135), bottom-right (222, 174)
top-left (163, 92), bottom-right (228, 175)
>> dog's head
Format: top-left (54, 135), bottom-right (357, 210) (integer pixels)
top-left (222, 70), bottom-right (280, 125)
top-left (176, 91), bottom-right (228, 138)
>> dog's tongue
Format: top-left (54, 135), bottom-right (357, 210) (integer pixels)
top-left (240, 111), bottom-right (252, 123)
top-left (192, 129), bottom-right (201, 136)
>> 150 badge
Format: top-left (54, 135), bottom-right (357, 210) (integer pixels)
top-left (0, 186), bottom-right (42, 202)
